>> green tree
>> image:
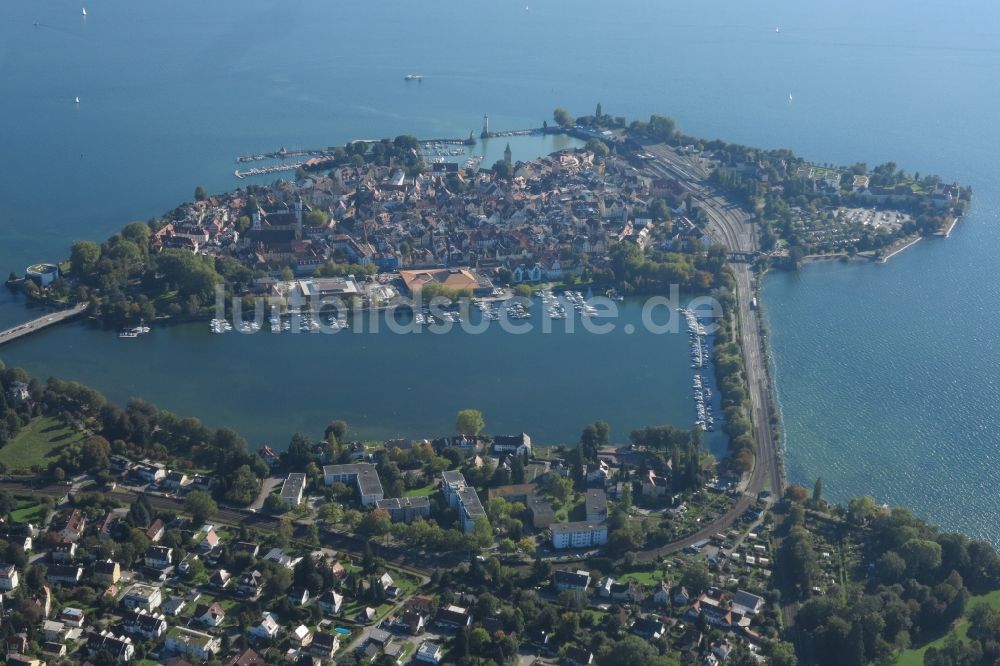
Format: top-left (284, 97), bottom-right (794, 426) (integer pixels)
top-left (649, 198), bottom-right (671, 222)
top-left (899, 538), bottom-right (942, 578)
top-left (586, 139), bottom-right (609, 160)
top-left (455, 409), bottom-right (485, 436)
top-left (471, 517), bottom-right (493, 551)
top-left (359, 509), bottom-right (392, 537)
top-left (263, 494), bottom-right (291, 515)
top-left (223, 465), bottom-right (261, 506)
top-left (812, 477), bottom-right (823, 503)
top-left (325, 420), bottom-right (348, 441)
top-left (70, 240), bottom-right (101, 276)
top-left (647, 114), bottom-right (677, 142)
top-left (194, 185), bottom-right (207, 201)
top-left (680, 561), bottom-right (712, 594)
top-left (184, 491), bottom-right (217, 524)
top-left (599, 636), bottom-right (674, 666)
top-left (553, 107), bottom-right (574, 127)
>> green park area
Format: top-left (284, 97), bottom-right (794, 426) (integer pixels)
top-left (0, 415), bottom-right (83, 471)
top-left (896, 589), bottom-right (1000, 666)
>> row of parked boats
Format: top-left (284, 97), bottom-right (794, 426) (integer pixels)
top-left (505, 302), bottom-right (532, 320)
top-left (693, 373), bottom-right (715, 431)
top-left (681, 308), bottom-right (716, 431)
top-left (211, 315), bottom-right (351, 334)
top-left (537, 290), bottom-right (568, 319)
top-left (472, 299), bottom-right (501, 321)
top-left (562, 290), bottom-right (599, 317)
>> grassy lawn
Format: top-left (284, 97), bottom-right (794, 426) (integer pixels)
top-left (10, 500), bottom-right (47, 524)
top-left (896, 590), bottom-right (1000, 666)
top-left (404, 484), bottom-right (437, 498)
top-left (0, 416), bottom-right (84, 471)
top-left (619, 570), bottom-right (666, 586)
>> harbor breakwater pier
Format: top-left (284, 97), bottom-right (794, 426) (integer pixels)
top-left (232, 127), bottom-right (548, 178)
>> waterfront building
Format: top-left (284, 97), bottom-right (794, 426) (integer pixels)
top-left (280, 473), bottom-right (306, 506)
top-left (491, 433), bottom-right (531, 456)
top-left (398, 267), bottom-right (494, 297)
top-left (323, 463), bottom-right (384, 505)
top-left (25, 263), bottom-right (59, 287)
top-left (439, 471), bottom-right (487, 533)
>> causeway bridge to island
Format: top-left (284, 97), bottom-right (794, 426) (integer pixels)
top-left (0, 303), bottom-right (88, 347)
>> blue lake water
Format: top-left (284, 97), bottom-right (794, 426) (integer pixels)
top-left (1, 0), bottom-right (998, 539)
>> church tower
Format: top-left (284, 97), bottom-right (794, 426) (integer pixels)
top-left (504, 143), bottom-right (512, 165)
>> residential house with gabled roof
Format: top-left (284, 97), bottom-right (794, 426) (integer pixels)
top-left (391, 609), bottom-right (425, 635)
top-left (631, 617), bottom-right (666, 640)
top-left (309, 632), bottom-right (339, 660)
top-left (237, 570), bottom-right (263, 598)
top-left (196, 526), bottom-right (221, 553)
top-left (250, 612), bottom-right (280, 641)
top-left (554, 569), bottom-right (591, 593)
top-left (287, 587), bottom-right (310, 606)
top-left (145, 545), bottom-right (173, 570)
top-left (229, 648), bottom-right (264, 666)
top-left (121, 609), bottom-right (168, 640)
top-left (59, 607), bottom-right (85, 628)
top-left (194, 602), bottom-right (226, 628)
top-left (87, 630), bottom-right (135, 663)
top-left (232, 541), bottom-right (260, 558)
top-left (53, 509), bottom-right (86, 543)
top-left (30, 585), bottom-right (51, 618)
top-left (0, 564), bottom-right (19, 592)
top-left (290, 624), bottom-right (312, 648)
top-left (52, 541), bottom-right (77, 562)
top-left (47, 564), bottom-right (83, 586)
top-left (564, 646), bottom-right (594, 666)
top-left (435, 605), bottom-right (471, 629)
top-left (145, 519), bottom-right (165, 542)
top-left (93, 559), bottom-right (122, 586)
top-left (318, 590), bottom-right (343, 615)
top-left (210, 569), bottom-right (232, 590)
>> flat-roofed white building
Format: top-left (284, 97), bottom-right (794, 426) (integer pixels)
top-left (323, 463), bottom-right (384, 505)
top-left (550, 521), bottom-right (608, 550)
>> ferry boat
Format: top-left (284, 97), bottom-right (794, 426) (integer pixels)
top-left (119, 323), bottom-right (150, 338)
top-left (403, 74), bottom-right (423, 81)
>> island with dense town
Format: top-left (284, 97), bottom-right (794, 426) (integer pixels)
top-left (0, 109), bottom-right (991, 666)
top-left (7, 107), bottom-right (969, 332)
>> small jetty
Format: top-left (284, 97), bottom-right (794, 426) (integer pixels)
top-left (235, 162), bottom-right (304, 179)
top-left (236, 147), bottom-right (330, 164)
top-left (878, 236), bottom-right (923, 263)
top-left (482, 128), bottom-right (543, 139)
top-left (0, 303), bottom-right (88, 347)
